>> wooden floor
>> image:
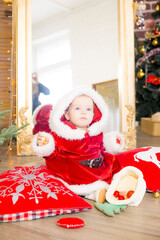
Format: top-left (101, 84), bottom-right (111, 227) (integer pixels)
top-left (0, 128), bottom-right (160, 240)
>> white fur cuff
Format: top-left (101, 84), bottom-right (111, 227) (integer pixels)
top-left (103, 131), bottom-right (124, 154)
top-left (31, 132), bottom-right (55, 158)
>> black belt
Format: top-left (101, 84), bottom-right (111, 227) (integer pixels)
top-left (79, 155), bottom-right (104, 168)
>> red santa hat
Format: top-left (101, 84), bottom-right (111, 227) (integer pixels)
top-left (49, 87), bottom-right (109, 140)
top-left (106, 166), bottom-right (146, 206)
top-left (32, 104), bottom-right (53, 135)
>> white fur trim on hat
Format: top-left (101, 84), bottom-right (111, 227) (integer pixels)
top-left (105, 166), bottom-right (146, 206)
top-left (32, 105), bottom-right (44, 126)
top-left (49, 87), bottom-right (108, 140)
top-left (103, 131), bottom-right (124, 154)
top-left (31, 132), bottom-right (55, 158)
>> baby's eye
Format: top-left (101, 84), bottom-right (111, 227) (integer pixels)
top-left (87, 108), bottom-right (92, 111)
top-left (75, 107), bottom-right (80, 110)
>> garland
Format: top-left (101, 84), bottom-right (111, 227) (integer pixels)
top-left (136, 47), bottom-right (160, 68)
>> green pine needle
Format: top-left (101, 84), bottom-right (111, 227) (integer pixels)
top-left (0, 110), bottom-right (11, 116)
top-left (0, 102), bottom-right (30, 145)
top-left (0, 123), bottom-right (29, 145)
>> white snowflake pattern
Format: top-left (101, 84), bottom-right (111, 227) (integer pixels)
top-left (0, 165), bottom-right (73, 204)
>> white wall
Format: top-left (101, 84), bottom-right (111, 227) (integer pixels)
top-left (32, 0), bottom-right (118, 87)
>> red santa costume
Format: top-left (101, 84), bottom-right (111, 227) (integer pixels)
top-left (32, 87), bottom-right (147, 206)
top-left (33, 104), bottom-right (53, 134)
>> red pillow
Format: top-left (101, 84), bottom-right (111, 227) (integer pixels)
top-left (0, 165), bottom-right (92, 222)
top-left (116, 147), bottom-right (160, 192)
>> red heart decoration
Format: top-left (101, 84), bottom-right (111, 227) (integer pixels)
top-left (57, 217), bottom-right (85, 229)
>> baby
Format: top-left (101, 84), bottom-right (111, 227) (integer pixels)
top-left (32, 87), bottom-right (124, 203)
top-left (37, 95), bottom-right (94, 144)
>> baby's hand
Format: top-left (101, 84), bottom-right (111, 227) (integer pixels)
top-left (37, 133), bottom-right (49, 146)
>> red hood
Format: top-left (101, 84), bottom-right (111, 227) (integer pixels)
top-left (49, 87), bottom-right (108, 140)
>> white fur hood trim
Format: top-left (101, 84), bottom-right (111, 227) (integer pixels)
top-left (105, 166), bottom-right (146, 206)
top-left (32, 105), bottom-right (44, 126)
top-left (49, 87), bottom-right (108, 140)
top-left (53, 178), bottom-right (109, 196)
top-left (31, 132), bottom-right (55, 158)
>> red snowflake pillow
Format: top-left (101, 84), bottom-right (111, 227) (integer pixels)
top-left (0, 165), bottom-right (92, 222)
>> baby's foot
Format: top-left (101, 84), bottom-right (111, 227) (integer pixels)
top-left (97, 188), bottom-right (107, 203)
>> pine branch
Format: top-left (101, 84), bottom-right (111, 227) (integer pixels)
top-left (0, 110), bottom-right (10, 116)
top-left (0, 123), bottom-right (29, 145)
top-left (0, 102), bottom-right (30, 145)
top-left (0, 117), bottom-right (5, 120)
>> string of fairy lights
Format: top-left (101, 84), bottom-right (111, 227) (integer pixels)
top-left (8, 0), bottom-right (15, 153)
top-left (135, 1), bottom-right (146, 29)
top-left (1, 0), bottom-right (15, 156)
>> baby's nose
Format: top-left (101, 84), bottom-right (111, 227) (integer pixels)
top-left (81, 110), bottom-right (87, 114)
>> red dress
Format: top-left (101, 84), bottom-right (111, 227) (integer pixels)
top-left (32, 87), bottom-right (160, 194)
top-left (32, 87), bottom-right (124, 195)
top-left (44, 131), bottom-right (120, 186)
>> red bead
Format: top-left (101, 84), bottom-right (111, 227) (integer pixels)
top-left (127, 190), bottom-right (135, 199)
top-left (57, 217), bottom-right (85, 229)
top-left (113, 190), bottom-right (120, 197)
top-left (154, 30), bottom-right (159, 35)
top-left (118, 195), bottom-right (125, 200)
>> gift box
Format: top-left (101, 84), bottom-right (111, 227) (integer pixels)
top-left (141, 117), bottom-right (160, 136)
top-left (151, 112), bottom-right (160, 122)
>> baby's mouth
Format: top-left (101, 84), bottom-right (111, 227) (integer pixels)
top-left (80, 117), bottom-right (87, 120)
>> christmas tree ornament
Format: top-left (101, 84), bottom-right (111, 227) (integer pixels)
top-left (140, 45), bottom-right (146, 54)
top-left (146, 74), bottom-right (160, 85)
top-left (41, 136), bottom-right (47, 144)
top-left (154, 29), bottom-right (159, 35)
top-left (152, 38), bottom-right (159, 46)
top-left (153, 191), bottom-right (160, 198)
top-left (137, 68), bottom-right (145, 79)
top-left (155, 3), bottom-right (160, 12)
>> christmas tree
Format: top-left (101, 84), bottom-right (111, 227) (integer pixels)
top-left (135, 20), bottom-right (160, 121)
top-left (0, 102), bottom-right (28, 145)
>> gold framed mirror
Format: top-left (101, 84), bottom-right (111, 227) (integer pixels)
top-left (14, 0), bottom-right (33, 155)
top-left (15, 0), bottom-right (136, 155)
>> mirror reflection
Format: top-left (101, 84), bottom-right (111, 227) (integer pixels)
top-left (31, 0), bottom-right (119, 132)
top-left (134, 0), bottom-right (160, 148)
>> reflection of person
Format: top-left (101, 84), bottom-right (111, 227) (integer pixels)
top-left (32, 87), bottom-right (125, 203)
top-left (32, 72), bottom-right (50, 113)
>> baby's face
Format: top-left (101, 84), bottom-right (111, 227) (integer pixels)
top-left (65, 95), bottom-right (94, 130)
